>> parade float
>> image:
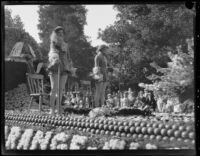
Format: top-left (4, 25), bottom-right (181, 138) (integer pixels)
top-left (4, 83), bottom-right (195, 150)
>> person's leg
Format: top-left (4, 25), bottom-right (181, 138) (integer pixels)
top-left (94, 82), bottom-right (101, 107)
top-left (57, 74), bottom-right (68, 114)
top-left (49, 74), bottom-right (58, 116)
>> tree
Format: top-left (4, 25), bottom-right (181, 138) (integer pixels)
top-left (5, 8), bottom-right (24, 30)
top-left (4, 8), bottom-right (41, 59)
top-left (140, 38), bottom-right (194, 100)
top-left (13, 15), bottom-right (24, 31)
top-left (98, 3), bottom-right (194, 88)
top-left (37, 5), bottom-right (95, 80)
top-left (5, 8), bottom-right (13, 28)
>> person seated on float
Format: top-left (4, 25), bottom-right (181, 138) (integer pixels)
top-left (106, 93), bottom-right (114, 108)
top-left (113, 93), bottom-right (119, 108)
top-left (79, 93), bottom-right (84, 108)
top-left (134, 90), bottom-right (145, 109)
top-left (165, 97), bottom-right (174, 113)
top-left (121, 91), bottom-right (129, 107)
top-left (71, 93), bottom-right (76, 106)
top-left (84, 95), bottom-right (90, 108)
top-left (128, 91), bottom-right (136, 107)
top-left (119, 92), bottom-right (124, 107)
top-left (75, 92), bottom-right (81, 104)
top-left (142, 92), bottom-right (156, 111)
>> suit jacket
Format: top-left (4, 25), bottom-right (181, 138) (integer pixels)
top-left (94, 52), bottom-right (108, 82)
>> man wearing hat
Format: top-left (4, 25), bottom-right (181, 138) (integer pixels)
top-left (93, 45), bottom-right (110, 107)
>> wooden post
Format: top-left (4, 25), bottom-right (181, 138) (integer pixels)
top-left (57, 63), bottom-right (61, 114)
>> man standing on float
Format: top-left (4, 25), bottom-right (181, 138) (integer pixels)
top-left (94, 45), bottom-right (109, 107)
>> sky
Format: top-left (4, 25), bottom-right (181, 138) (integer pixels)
top-left (5, 5), bottom-right (118, 47)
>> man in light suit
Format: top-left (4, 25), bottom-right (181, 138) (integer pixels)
top-left (94, 45), bottom-right (110, 107)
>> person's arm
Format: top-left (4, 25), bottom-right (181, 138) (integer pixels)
top-left (94, 55), bottom-right (99, 68)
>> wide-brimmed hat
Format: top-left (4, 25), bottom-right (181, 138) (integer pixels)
top-left (54, 26), bottom-right (64, 33)
top-left (97, 45), bottom-right (108, 53)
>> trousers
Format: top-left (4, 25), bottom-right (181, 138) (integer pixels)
top-left (94, 81), bottom-right (107, 107)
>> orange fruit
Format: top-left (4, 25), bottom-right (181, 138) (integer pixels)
top-left (174, 130), bottom-right (181, 138)
top-left (140, 122), bottom-right (146, 127)
top-left (91, 129), bottom-right (95, 134)
top-left (108, 125), bottom-right (113, 131)
top-left (96, 129), bottom-right (100, 134)
top-left (146, 123), bottom-right (152, 127)
top-left (99, 119), bottom-right (104, 124)
top-left (184, 139), bottom-right (190, 143)
top-left (191, 140), bottom-right (195, 144)
top-left (189, 132), bottom-right (194, 139)
top-left (116, 132), bottom-right (120, 137)
top-left (121, 132), bottom-right (126, 137)
top-left (181, 131), bottom-right (188, 138)
top-left (186, 125), bottom-right (193, 132)
top-left (162, 136), bottom-right (168, 141)
top-left (147, 127), bottom-right (153, 134)
top-left (119, 126), bottom-right (124, 132)
top-left (158, 123), bottom-right (164, 129)
top-left (141, 127), bottom-right (147, 134)
top-left (113, 125), bottom-right (118, 131)
top-left (127, 133), bottom-right (131, 138)
top-left (152, 123), bottom-right (158, 128)
top-left (130, 126), bottom-right (135, 133)
top-left (110, 131), bottom-right (115, 136)
top-left (86, 128), bottom-right (90, 132)
top-left (98, 124), bottom-right (103, 129)
top-left (138, 134), bottom-right (143, 140)
top-left (124, 126), bottom-right (129, 132)
top-left (90, 123), bottom-right (94, 128)
top-left (167, 129), bottom-right (174, 137)
top-left (134, 122), bottom-right (140, 127)
top-left (169, 137), bottom-right (175, 142)
top-left (132, 134), bottom-right (137, 140)
top-left (105, 131), bottom-right (110, 135)
top-left (123, 121), bottom-right (129, 126)
top-left (143, 134), bottom-right (149, 140)
top-left (154, 128), bottom-right (160, 135)
top-left (100, 130), bottom-right (105, 135)
top-left (179, 125), bottom-right (185, 132)
top-left (118, 121), bottom-right (123, 126)
top-left (160, 129), bottom-right (167, 136)
top-left (108, 120), bottom-right (113, 125)
top-left (129, 121), bottom-right (134, 127)
top-left (135, 127), bottom-right (141, 133)
top-left (104, 120), bottom-right (108, 124)
top-left (104, 125), bottom-right (108, 130)
top-left (177, 138), bottom-right (182, 142)
top-left (172, 124), bottom-right (179, 130)
top-left (113, 121), bottom-right (117, 125)
top-left (150, 135), bottom-right (155, 140)
top-left (156, 135), bottom-right (162, 141)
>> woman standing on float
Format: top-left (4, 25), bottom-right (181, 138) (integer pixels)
top-left (48, 26), bottom-right (73, 116)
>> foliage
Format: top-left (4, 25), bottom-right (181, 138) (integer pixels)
top-left (37, 5), bottom-right (95, 80)
top-left (141, 38), bottom-right (194, 99)
top-left (98, 4), bottom-right (194, 87)
top-left (5, 8), bottom-right (24, 31)
top-left (4, 8), bottom-right (41, 59)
